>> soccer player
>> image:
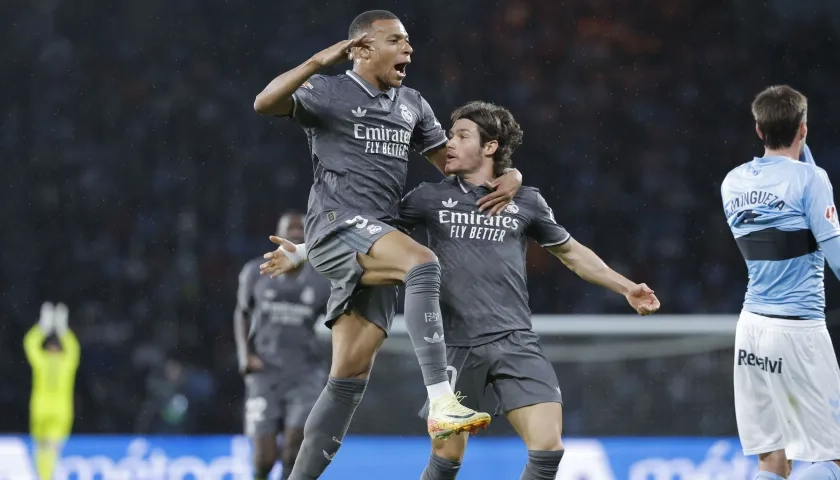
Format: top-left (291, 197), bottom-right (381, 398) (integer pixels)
top-left (24, 302), bottom-right (80, 480)
top-left (253, 9), bottom-right (522, 479)
top-left (721, 85), bottom-right (840, 480)
top-left (262, 101), bottom-right (661, 480)
top-left (235, 213), bottom-right (332, 480)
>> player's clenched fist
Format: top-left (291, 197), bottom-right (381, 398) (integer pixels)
top-left (311, 33), bottom-right (375, 67)
top-left (624, 283), bottom-right (660, 316)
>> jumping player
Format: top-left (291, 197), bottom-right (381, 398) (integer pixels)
top-left (721, 85), bottom-right (840, 480)
top-left (253, 9), bottom-right (522, 479)
top-left (261, 101), bottom-right (660, 480)
top-left (235, 213), bottom-right (331, 480)
top-left (25, 302), bottom-right (80, 480)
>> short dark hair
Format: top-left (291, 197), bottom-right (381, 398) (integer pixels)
top-left (451, 101), bottom-right (523, 177)
top-left (349, 10), bottom-right (400, 39)
top-left (751, 85), bottom-right (808, 149)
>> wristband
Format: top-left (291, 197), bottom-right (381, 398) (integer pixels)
top-left (281, 243), bottom-right (308, 267)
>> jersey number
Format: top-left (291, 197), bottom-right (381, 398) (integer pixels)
top-left (345, 215), bottom-right (369, 229)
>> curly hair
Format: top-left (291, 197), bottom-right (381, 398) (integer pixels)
top-left (450, 101), bottom-right (523, 177)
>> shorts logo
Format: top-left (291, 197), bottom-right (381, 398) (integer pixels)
top-left (327, 212), bottom-right (336, 222)
top-left (423, 331), bottom-right (444, 344)
top-left (302, 81), bottom-right (314, 90)
top-left (424, 312), bottom-right (441, 323)
top-left (826, 205), bottom-right (839, 229)
top-left (504, 201), bottom-right (519, 214)
top-left (399, 104), bottom-right (414, 123)
top-left (367, 224), bottom-right (382, 235)
top-left (737, 349), bottom-right (783, 374)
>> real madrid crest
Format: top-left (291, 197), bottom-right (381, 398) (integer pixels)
top-left (399, 104), bottom-right (414, 124)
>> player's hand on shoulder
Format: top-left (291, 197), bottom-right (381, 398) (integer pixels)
top-left (260, 236), bottom-right (299, 278)
top-left (477, 168), bottom-right (523, 216)
top-left (240, 354), bottom-right (264, 375)
top-left (625, 283), bottom-right (660, 316)
top-left (311, 33), bottom-right (375, 68)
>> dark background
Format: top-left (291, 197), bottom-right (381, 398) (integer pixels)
top-left (2, 0), bottom-right (840, 436)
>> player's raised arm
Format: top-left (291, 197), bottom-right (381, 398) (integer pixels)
top-left (253, 34), bottom-right (375, 116)
top-left (803, 166), bottom-right (840, 279)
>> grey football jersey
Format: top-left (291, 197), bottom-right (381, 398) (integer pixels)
top-left (288, 70), bottom-right (448, 245)
top-left (237, 260), bottom-right (332, 371)
top-left (399, 177), bottom-right (571, 347)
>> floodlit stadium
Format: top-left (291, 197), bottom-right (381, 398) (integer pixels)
top-left (4, 1), bottom-right (840, 479)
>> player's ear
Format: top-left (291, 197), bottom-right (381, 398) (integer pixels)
top-left (484, 140), bottom-right (498, 157)
top-left (800, 121), bottom-right (808, 141)
top-left (755, 123), bottom-right (764, 141)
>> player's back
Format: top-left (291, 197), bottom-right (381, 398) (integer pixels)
top-left (721, 155), bottom-right (835, 319)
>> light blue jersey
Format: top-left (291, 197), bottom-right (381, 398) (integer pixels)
top-left (721, 148), bottom-right (840, 319)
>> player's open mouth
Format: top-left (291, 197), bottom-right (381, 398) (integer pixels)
top-left (394, 63), bottom-right (408, 78)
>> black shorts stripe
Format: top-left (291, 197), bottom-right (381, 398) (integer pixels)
top-left (735, 228), bottom-right (817, 261)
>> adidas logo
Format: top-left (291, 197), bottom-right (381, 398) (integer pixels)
top-left (351, 107), bottom-right (367, 117)
top-left (442, 198), bottom-right (458, 208)
top-left (323, 450), bottom-right (336, 461)
top-left (424, 331), bottom-right (444, 344)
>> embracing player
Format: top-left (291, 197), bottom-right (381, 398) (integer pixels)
top-left (262, 101), bottom-right (660, 480)
top-left (253, 9), bottom-right (522, 479)
top-left (235, 213), bottom-right (331, 480)
top-left (721, 85), bottom-right (840, 480)
top-left (404, 101), bottom-right (659, 480)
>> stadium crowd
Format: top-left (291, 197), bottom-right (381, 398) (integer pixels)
top-left (2, 0), bottom-right (840, 436)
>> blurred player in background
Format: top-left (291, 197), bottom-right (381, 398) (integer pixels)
top-left (235, 213), bottom-right (332, 480)
top-left (253, 9), bottom-right (523, 479)
top-left (721, 85), bottom-right (840, 480)
top-left (261, 102), bottom-right (660, 480)
top-left (24, 301), bottom-right (80, 480)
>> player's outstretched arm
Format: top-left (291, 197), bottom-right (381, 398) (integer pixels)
top-left (254, 34), bottom-right (374, 116)
top-left (546, 239), bottom-right (660, 315)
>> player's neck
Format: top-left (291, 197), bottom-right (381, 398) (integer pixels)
top-left (461, 164), bottom-right (495, 188)
top-left (352, 67), bottom-right (389, 92)
top-left (764, 144), bottom-right (801, 161)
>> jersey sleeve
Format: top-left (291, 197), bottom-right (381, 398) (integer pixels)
top-left (397, 184), bottom-right (429, 233)
top-left (23, 325), bottom-right (46, 368)
top-left (804, 167), bottom-right (840, 243)
top-left (527, 191), bottom-right (571, 247)
top-left (410, 96), bottom-right (448, 155)
top-left (289, 74), bottom-right (332, 128)
top-left (236, 261), bottom-right (259, 312)
top-left (60, 330), bottom-right (81, 370)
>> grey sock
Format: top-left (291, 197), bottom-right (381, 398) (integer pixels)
top-left (420, 454), bottom-right (462, 480)
top-left (286, 377), bottom-right (367, 480)
top-left (520, 449), bottom-right (565, 480)
top-left (404, 261), bottom-right (449, 386)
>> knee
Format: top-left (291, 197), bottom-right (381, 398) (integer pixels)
top-left (330, 354), bottom-right (375, 379)
top-left (400, 246), bottom-right (439, 279)
top-left (432, 437), bottom-right (466, 462)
